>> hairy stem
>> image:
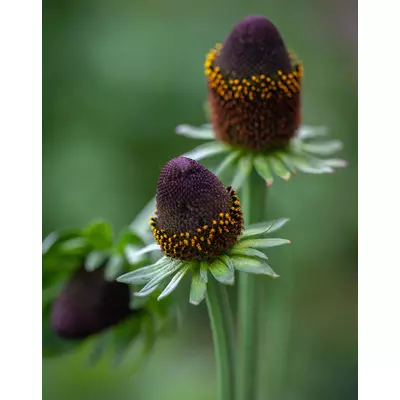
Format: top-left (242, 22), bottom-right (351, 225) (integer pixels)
top-left (206, 278), bottom-right (236, 400)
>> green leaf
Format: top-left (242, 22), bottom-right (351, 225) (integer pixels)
top-left (176, 124), bottom-right (214, 140)
top-left (87, 332), bottom-right (110, 366)
top-left (115, 229), bottom-right (143, 253)
top-left (241, 221), bottom-right (275, 238)
top-left (215, 150), bottom-right (242, 183)
top-left (136, 260), bottom-right (183, 297)
top-left (245, 218), bottom-right (290, 235)
top-left (125, 243), bottom-right (160, 265)
top-left (269, 156), bottom-right (291, 181)
top-left (232, 155), bottom-right (253, 190)
top-left (301, 140), bottom-right (343, 155)
top-left (182, 141), bottom-right (230, 161)
top-left (277, 152), bottom-right (297, 173)
top-left (158, 265), bottom-right (190, 300)
top-left (239, 238), bottom-right (291, 249)
top-left (297, 125), bottom-right (328, 140)
top-left (254, 155), bottom-right (274, 187)
top-left (231, 256), bottom-right (280, 278)
top-left (323, 158), bottom-right (347, 168)
top-left (104, 254), bottom-right (124, 281)
top-left (83, 220), bottom-right (113, 250)
top-left (209, 258), bottom-right (235, 285)
top-left (42, 229), bottom-right (82, 254)
top-left (112, 317), bottom-right (142, 365)
top-left (117, 256), bottom-right (170, 285)
top-left (84, 251), bottom-right (108, 272)
top-left (230, 246), bottom-right (268, 261)
top-left (190, 268), bottom-right (207, 305)
top-left (200, 261), bottom-right (208, 282)
top-left (58, 238), bottom-right (87, 255)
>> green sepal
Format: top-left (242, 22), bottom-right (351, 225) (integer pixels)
top-left (158, 265), bottom-right (190, 300)
top-left (289, 153), bottom-right (334, 174)
top-left (269, 156), bottom-right (291, 181)
top-left (176, 124), bottom-right (214, 140)
top-left (200, 261), bottom-right (208, 282)
top-left (301, 140), bottom-right (343, 156)
top-left (190, 267), bottom-right (207, 305)
top-left (253, 155), bottom-right (274, 187)
top-left (240, 221), bottom-right (275, 238)
top-left (215, 150), bottom-right (242, 185)
top-left (231, 255), bottom-right (280, 278)
top-left (296, 125), bottom-right (328, 140)
top-left (232, 155), bottom-right (253, 190)
top-left (125, 243), bottom-right (160, 265)
top-left (209, 257), bottom-right (235, 285)
top-left (230, 246), bottom-right (268, 261)
top-left (183, 141), bottom-right (230, 161)
top-left (239, 238), bottom-right (291, 249)
top-left (104, 253), bottom-right (124, 281)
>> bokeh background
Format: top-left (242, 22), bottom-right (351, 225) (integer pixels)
top-left (43, 0), bottom-right (357, 399)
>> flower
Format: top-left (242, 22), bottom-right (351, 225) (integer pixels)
top-left (176, 15), bottom-right (346, 189)
top-left (205, 15), bottom-right (302, 151)
top-left (117, 157), bottom-right (291, 305)
top-left (42, 220), bottom-right (174, 364)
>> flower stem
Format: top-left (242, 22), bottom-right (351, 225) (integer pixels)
top-left (206, 278), bottom-right (236, 400)
top-left (237, 176), bottom-right (262, 400)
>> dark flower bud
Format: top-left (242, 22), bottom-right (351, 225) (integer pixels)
top-left (150, 157), bottom-right (243, 261)
top-left (205, 16), bottom-right (302, 152)
top-left (51, 266), bottom-right (132, 340)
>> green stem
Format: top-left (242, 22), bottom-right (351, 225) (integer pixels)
top-left (237, 177), bottom-right (264, 400)
top-left (206, 278), bottom-right (236, 400)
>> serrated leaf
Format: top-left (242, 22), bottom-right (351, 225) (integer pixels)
top-left (175, 124), bottom-right (214, 140)
top-left (232, 155), bottom-right (253, 190)
top-left (158, 265), bottom-right (190, 300)
top-left (136, 260), bottom-right (183, 297)
top-left (125, 243), bottom-right (160, 265)
top-left (301, 140), bottom-right (343, 155)
top-left (190, 268), bottom-right (207, 305)
top-left (117, 256), bottom-right (170, 285)
top-left (215, 150), bottom-right (242, 183)
top-left (200, 261), bottom-right (208, 282)
top-left (254, 155), bottom-right (274, 187)
top-left (239, 238), bottom-right (291, 249)
top-left (241, 221), bottom-right (275, 238)
top-left (231, 256), bottom-right (280, 278)
top-left (85, 251), bottom-right (108, 272)
top-left (269, 156), bottom-right (291, 181)
top-left (83, 220), bottom-right (113, 250)
top-left (209, 258), bottom-right (235, 285)
top-left (104, 254), bottom-right (124, 281)
top-left (230, 246), bottom-right (268, 260)
top-left (297, 125), bottom-right (328, 140)
top-left (182, 141), bottom-right (230, 161)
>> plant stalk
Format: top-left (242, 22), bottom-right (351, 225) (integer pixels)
top-left (206, 278), bottom-right (236, 400)
top-left (237, 176), bottom-right (264, 400)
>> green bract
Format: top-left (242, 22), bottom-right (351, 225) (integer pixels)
top-left (176, 124), bottom-right (346, 189)
top-left (117, 218), bottom-right (290, 306)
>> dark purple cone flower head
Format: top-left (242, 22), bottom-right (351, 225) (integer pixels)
top-left (51, 266), bottom-right (132, 340)
top-left (205, 16), bottom-right (303, 152)
top-left (150, 157), bottom-right (244, 261)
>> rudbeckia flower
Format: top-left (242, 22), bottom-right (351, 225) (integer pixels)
top-left (117, 157), bottom-right (290, 305)
top-left (177, 15), bottom-right (346, 188)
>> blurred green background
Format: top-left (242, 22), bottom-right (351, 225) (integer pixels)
top-left (43, 0), bottom-right (357, 399)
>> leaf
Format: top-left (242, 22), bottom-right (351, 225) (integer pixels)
top-left (276, 152), bottom-right (297, 173)
top-left (190, 268), bottom-right (208, 305)
top-left (231, 256), bottom-right (280, 278)
top-left (215, 150), bottom-right (242, 183)
top-left (117, 257), bottom-right (171, 285)
top-left (323, 158), bottom-right (347, 168)
top-left (84, 251), bottom-right (108, 272)
top-left (136, 260), bottom-right (183, 297)
top-left (42, 229), bottom-right (83, 254)
top-left (104, 254), bottom-right (124, 281)
top-left (125, 243), bottom-right (160, 265)
top-left (86, 332), bottom-right (110, 366)
top-left (296, 125), bottom-right (329, 140)
top-left (83, 220), bottom-right (113, 250)
top-left (230, 246), bottom-right (268, 261)
top-left (241, 221), bottom-right (275, 238)
top-left (112, 317), bottom-right (142, 365)
top-left (182, 141), bottom-right (230, 161)
top-left (115, 228), bottom-right (143, 253)
top-left (158, 265), bottom-right (190, 300)
top-left (239, 238), bottom-right (291, 249)
top-left (200, 261), bottom-right (208, 282)
top-left (301, 140), bottom-right (343, 155)
top-left (130, 197), bottom-right (157, 239)
top-left (253, 155), bottom-right (274, 187)
top-left (219, 254), bottom-right (234, 273)
top-left (232, 155), bottom-right (253, 190)
top-left (209, 258), bottom-right (235, 285)
top-left (245, 218), bottom-right (290, 235)
top-left (269, 156), bottom-right (291, 181)
top-left (175, 124), bottom-right (214, 140)
top-left (59, 238), bottom-right (87, 255)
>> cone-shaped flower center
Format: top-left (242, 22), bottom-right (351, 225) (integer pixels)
top-left (151, 157), bottom-right (243, 260)
top-left (205, 15), bottom-right (303, 152)
top-left (51, 266), bottom-right (132, 340)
